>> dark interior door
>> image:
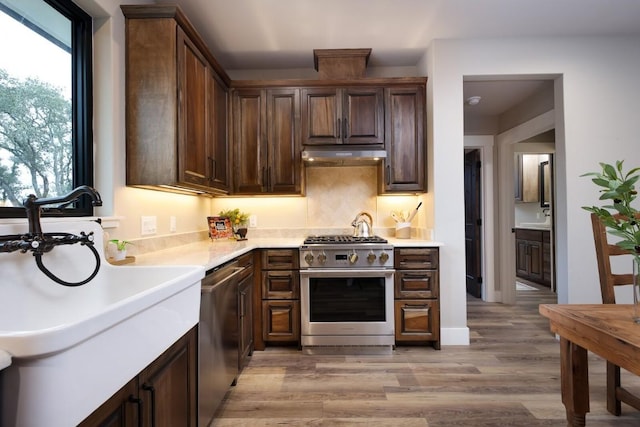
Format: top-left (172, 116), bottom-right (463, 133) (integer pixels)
top-left (464, 150), bottom-right (482, 298)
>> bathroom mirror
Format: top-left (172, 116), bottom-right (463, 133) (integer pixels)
top-left (539, 160), bottom-right (551, 208)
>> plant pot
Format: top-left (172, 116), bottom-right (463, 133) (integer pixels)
top-left (113, 249), bottom-right (127, 261)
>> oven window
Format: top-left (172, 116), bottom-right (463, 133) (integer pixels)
top-left (308, 276), bottom-right (386, 322)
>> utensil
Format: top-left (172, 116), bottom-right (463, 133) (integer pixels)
top-left (406, 202), bottom-right (422, 223)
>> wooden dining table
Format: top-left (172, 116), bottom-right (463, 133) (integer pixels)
top-left (539, 304), bottom-right (640, 426)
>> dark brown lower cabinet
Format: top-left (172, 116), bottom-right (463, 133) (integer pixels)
top-left (393, 247), bottom-right (440, 349)
top-left (515, 228), bottom-right (551, 286)
top-left (79, 326), bottom-right (197, 427)
top-left (258, 249), bottom-right (300, 346)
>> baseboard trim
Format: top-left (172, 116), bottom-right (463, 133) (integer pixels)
top-left (441, 327), bottom-right (470, 346)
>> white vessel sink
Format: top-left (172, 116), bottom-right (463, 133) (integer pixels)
top-left (0, 220), bottom-right (205, 426)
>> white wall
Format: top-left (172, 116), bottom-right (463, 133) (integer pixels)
top-left (428, 36), bottom-right (640, 332)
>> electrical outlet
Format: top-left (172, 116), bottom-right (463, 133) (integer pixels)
top-left (141, 216), bottom-right (157, 235)
top-left (249, 215), bottom-right (257, 228)
top-left (170, 216), bottom-right (177, 233)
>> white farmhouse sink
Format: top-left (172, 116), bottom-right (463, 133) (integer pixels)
top-left (0, 220), bottom-right (205, 426)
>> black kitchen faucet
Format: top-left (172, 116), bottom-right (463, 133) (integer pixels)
top-left (0, 186), bottom-right (103, 286)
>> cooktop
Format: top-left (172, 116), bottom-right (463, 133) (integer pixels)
top-left (303, 235), bottom-right (388, 244)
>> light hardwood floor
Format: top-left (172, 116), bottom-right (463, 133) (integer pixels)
top-left (212, 286), bottom-right (640, 426)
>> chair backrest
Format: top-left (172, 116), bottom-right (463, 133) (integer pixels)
top-left (590, 212), bottom-right (634, 304)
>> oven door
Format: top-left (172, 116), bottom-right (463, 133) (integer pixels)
top-left (300, 269), bottom-right (395, 346)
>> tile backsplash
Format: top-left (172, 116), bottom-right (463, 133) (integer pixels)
top-left (130, 165), bottom-right (429, 254)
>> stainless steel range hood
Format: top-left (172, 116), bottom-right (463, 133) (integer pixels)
top-left (302, 149), bottom-right (387, 166)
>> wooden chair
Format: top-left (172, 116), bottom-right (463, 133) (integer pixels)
top-left (590, 212), bottom-right (640, 415)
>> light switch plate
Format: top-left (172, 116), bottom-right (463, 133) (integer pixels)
top-left (249, 215), bottom-right (257, 228)
top-left (141, 216), bottom-right (157, 235)
top-left (169, 216), bottom-right (177, 233)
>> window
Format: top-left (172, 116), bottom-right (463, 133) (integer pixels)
top-left (0, 0), bottom-right (92, 217)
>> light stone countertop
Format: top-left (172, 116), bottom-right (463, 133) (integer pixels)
top-left (133, 237), bottom-right (443, 270)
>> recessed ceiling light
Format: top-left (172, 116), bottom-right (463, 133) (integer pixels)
top-left (465, 96), bottom-right (482, 106)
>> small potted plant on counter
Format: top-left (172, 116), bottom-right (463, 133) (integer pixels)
top-left (218, 208), bottom-right (250, 240)
top-left (109, 239), bottom-right (133, 261)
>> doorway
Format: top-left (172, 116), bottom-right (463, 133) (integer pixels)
top-left (463, 75), bottom-right (561, 304)
top-left (514, 148), bottom-right (555, 293)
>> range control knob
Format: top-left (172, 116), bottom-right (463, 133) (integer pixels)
top-left (317, 251), bottom-right (327, 264)
top-left (379, 251), bottom-right (389, 263)
top-left (348, 251), bottom-right (359, 264)
top-left (367, 252), bottom-right (377, 263)
top-left (304, 252), bottom-right (314, 265)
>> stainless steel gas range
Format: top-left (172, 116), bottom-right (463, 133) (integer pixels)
top-left (299, 235), bottom-right (395, 354)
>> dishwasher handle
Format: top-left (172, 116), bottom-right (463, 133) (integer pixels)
top-left (201, 266), bottom-right (245, 293)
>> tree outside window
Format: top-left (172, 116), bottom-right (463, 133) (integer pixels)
top-left (0, 0), bottom-right (93, 216)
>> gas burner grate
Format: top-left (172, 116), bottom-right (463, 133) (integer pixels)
top-left (303, 235), bottom-right (388, 244)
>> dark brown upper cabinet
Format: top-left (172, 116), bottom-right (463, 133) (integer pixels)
top-left (122, 5), bottom-right (230, 195)
top-left (380, 86), bottom-right (426, 193)
top-left (231, 88), bottom-right (302, 195)
top-left (301, 87), bottom-right (384, 146)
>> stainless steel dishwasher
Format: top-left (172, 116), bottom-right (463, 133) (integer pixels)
top-left (199, 260), bottom-right (244, 427)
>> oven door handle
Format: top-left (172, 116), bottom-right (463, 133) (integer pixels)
top-left (300, 269), bottom-right (395, 277)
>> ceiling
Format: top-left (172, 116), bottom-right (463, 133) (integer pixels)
top-left (169, 0), bottom-right (640, 119)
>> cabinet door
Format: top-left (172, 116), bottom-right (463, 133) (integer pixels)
top-left (177, 29), bottom-right (209, 188)
top-left (266, 88), bottom-right (302, 193)
top-left (520, 154), bottom-right (540, 203)
top-left (138, 327), bottom-right (197, 427)
top-left (301, 87), bottom-right (341, 145)
top-left (381, 86), bottom-right (425, 192)
top-left (238, 272), bottom-right (254, 368)
top-left (343, 87), bottom-right (384, 145)
top-left (262, 270), bottom-right (300, 299)
top-left (208, 72), bottom-right (229, 192)
top-left (528, 240), bottom-right (543, 281)
top-left (394, 299), bottom-right (439, 346)
top-left (232, 89), bottom-right (266, 193)
top-left (515, 239), bottom-right (530, 277)
top-left (78, 378), bottom-right (139, 427)
top-left (262, 300), bottom-right (300, 342)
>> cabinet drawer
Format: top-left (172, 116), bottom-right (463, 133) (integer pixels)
top-left (262, 300), bottom-right (300, 342)
top-left (515, 229), bottom-right (542, 241)
top-left (394, 299), bottom-right (439, 344)
top-left (394, 248), bottom-right (439, 269)
top-left (262, 271), bottom-right (300, 299)
top-left (395, 270), bottom-right (438, 299)
top-left (261, 249), bottom-right (299, 269)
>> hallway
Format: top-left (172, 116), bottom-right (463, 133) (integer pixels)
top-left (212, 287), bottom-right (640, 426)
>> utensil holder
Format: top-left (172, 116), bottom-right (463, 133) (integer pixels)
top-left (395, 222), bottom-right (411, 239)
